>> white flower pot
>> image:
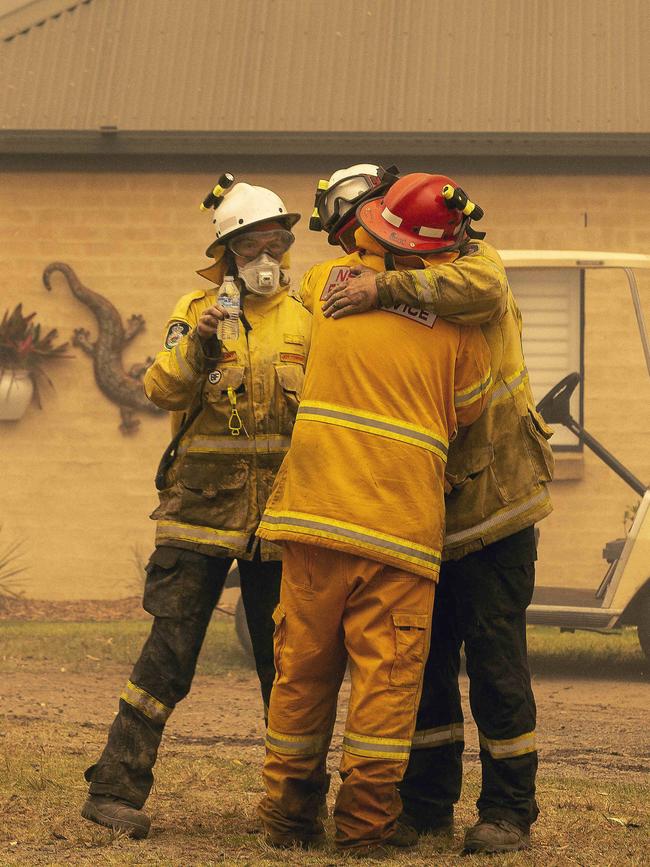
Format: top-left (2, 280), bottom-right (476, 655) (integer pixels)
top-left (0, 368), bottom-right (34, 421)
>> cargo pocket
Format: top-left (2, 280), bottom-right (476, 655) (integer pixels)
top-left (389, 612), bottom-right (429, 688)
top-left (204, 366), bottom-right (246, 427)
top-left (272, 603), bottom-right (287, 678)
top-left (178, 455), bottom-right (250, 530)
top-left (274, 363), bottom-right (304, 433)
top-left (143, 546), bottom-right (185, 618)
top-left (522, 408), bottom-right (555, 483)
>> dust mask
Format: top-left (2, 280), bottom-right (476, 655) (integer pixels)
top-left (238, 253), bottom-right (282, 296)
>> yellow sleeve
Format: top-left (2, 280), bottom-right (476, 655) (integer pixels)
top-left (375, 240), bottom-right (508, 325)
top-left (143, 292), bottom-right (220, 411)
top-left (295, 266), bottom-right (318, 314)
top-left (453, 326), bottom-right (493, 428)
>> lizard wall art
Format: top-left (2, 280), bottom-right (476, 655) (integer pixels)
top-left (43, 262), bottom-right (164, 434)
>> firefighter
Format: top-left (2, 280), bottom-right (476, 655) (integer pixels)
top-left (81, 180), bottom-right (311, 839)
top-left (319, 168), bottom-right (554, 854)
top-left (256, 172), bottom-right (492, 856)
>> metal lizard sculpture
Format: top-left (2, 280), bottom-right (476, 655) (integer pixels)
top-left (43, 262), bottom-right (164, 434)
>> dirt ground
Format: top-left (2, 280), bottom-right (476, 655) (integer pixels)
top-left (0, 604), bottom-right (648, 864)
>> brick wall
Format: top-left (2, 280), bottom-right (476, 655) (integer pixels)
top-left (1, 170), bottom-right (648, 599)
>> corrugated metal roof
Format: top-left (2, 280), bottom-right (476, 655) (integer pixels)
top-left (0, 0), bottom-right (647, 138)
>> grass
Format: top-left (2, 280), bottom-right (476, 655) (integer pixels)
top-left (0, 618), bottom-right (250, 675)
top-left (0, 715), bottom-right (647, 866)
top-left (0, 619), bottom-right (645, 678)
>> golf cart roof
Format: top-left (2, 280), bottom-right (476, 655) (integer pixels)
top-left (499, 250), bottom-right (650, 269)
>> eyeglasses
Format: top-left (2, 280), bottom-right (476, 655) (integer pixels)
top-left (228, 229), bottom-right (295, 261)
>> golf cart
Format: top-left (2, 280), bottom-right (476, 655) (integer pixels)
top-left (500, 251), bottom-right (650, 662)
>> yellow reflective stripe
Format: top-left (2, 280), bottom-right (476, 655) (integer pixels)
top-left (120, 680), bottom-right (172, 725)
top-left (156, 520), bottom-right (249, 549)
top-left (182, 434), bottom-right (291, 455)
top-left (444, 489), bottom-right (551, 547)
top-left (173, 343), bottom-right (196, 383)
top-left (489, 366), bottom-right (529, 406)
top-left (265, 728), bottom-right (328, 756)
top-left (411, 722), bottom-right (465, 750)
top-left (479, 730), bottom-right (537, 759)
top-left (296, 400), bottom-right (448, 459)
top-left (260, 509), bottom-right (441, 571)
top-left (454, 372), bottom-right (493, 407)
top-left (343, 730), bottom-right (411, 761)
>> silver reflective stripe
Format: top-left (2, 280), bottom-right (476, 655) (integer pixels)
top-left (174, 343), bottom-right (196, 383)
top-left (261, 512), bottom-right (441, 568)
top-left (455, 373), bottom-right (493, 407)
top-left (445, 489), bottom-right (550, 546)
top-left (185, 434), bottom-right (291, 454)
top-left (479, 730), bottom-right (537, 759)
top-left (120, 680), bottom-right (172, 725)
top-left (411, 722), bottom-right (465, 750)
top-left (489, 367), bottom-right (528, 405)
top-left (265, 728), bottom-right (328, 756)
top-left (156, 520), bottom-right (249, 548)
top-left (343, 731), bottom-right (411, 761)
top-left (297, 404), bottom-right (448, 456)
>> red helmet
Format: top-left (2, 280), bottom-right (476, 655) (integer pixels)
top-left (357, 172), bottom-right (473, 255)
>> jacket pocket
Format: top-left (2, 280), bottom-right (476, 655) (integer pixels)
top-left (272, 603), bottom-right (287, 678)
top-left (445, 444), bottom-right (495, 489)
top-left (274, 363), bottom-right (304, 432)
top-left (178, 454), bottom-right (250, 530)
top-left (522, 408), bottom-right (555, 483)
top-left (389, 612), bottom-right (429, 688)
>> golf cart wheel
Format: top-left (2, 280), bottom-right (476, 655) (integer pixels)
top-left (637, 595), bottom-right (650, 664)
top-left (234, 593), bottom-right (254, 663)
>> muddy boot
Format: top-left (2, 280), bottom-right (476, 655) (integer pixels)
top-left (264, 826), bottom-right (326, 850)
top-left (81, 794), bottom-right (151, 839)
top-left (341, 822), bottom-right (419, 859)
top-left (463, 819), bottom-right (530, 854)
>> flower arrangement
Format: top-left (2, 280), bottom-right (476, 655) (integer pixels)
top-left (0, 303), bottom-right (72, 408)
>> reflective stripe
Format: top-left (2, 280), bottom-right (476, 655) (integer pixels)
top-left (120, 680), bottom-right (172, 725)
top-left (343, 730), bottom-right (411, 761)
top-left (489, 366), bottom-right (529, 406)
top-left (445, 488), bottom-right (550, 546)
top-left (297, 401), bottom-right (448, 459)
top-left (265, 728), bottom-right (328, 757)
top-left (454, 372), bottom-right (493, 407)
top-left (411, 722), bottom-right (465, 750)
top-left (156, 519), bottom-right (249, 549)
top-left (173, 343), bottom-right (196, 384)
top-left (260, 510), bottom-right (441, 571)
top-left (479, 730), bottom-right (537, 759)
top-left (181, 434), bottom-right (291, 455)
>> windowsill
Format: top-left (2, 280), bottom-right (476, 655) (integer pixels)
top-left (551, 452), bottom-right (585, 481)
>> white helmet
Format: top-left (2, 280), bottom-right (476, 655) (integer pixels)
top-left (310, 163), bottom-right (400, 251)
top-left (206, 182), bottom-right (300, 256)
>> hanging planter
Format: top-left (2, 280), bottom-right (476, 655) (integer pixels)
top-left (0, 304), bottom-right (72, 421)
top-left (0, 368), bottom-right (35, 421)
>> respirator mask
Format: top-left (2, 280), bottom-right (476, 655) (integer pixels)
top-left (229, 228), bottom-right (294, 296)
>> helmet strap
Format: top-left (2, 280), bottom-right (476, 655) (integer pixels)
top-left (466, 225), bottom-right (487, 240)
top-left (384, 252), bottom-right (396, 270)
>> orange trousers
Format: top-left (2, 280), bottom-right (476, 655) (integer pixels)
top-left (258, 542), bottom-right (435, 849)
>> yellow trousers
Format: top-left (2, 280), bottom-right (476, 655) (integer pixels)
top-left (259, 542), bottom-right (435, 849)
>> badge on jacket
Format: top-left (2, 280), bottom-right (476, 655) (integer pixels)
top-left (164, 320), bottom-right (190, 350)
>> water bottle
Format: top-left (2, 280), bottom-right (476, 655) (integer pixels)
top-left (216, 275), bottom-right (240, 341)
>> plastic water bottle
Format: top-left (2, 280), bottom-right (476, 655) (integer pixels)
top-left (216, 275), bottom-right (240, 341)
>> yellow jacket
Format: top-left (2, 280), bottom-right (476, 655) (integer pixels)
top-left (257, 248), bottom-right (492, 580)
top-left (375, 240), bottom-right (554, 559)
top-left (144, 262), bottom-right (312, 560)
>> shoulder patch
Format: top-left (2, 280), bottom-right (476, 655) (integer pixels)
top-left (164, 320), bottom-right (190, 350)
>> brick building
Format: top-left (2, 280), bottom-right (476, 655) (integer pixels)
top-left (1, 0), bottom-right (648, 598)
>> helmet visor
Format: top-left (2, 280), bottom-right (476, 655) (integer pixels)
top-left (318, 174), bottom-right (379, 230)
top-left (228, 229), bottom-right (295, 261)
